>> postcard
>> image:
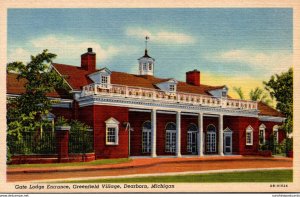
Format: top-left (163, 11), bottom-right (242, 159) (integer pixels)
top-left (0, 0), bottom-right (299, 193)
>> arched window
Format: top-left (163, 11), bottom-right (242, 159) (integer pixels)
top-left (273, 125), bottom-right (279, 144)
top-left (246, 125), bottom-right (253, 146)
top-left (187, 123), bottom-right (198, 154)
top-left (165, 122), bottom-right (176, 153)
top-left (259, 124), bottom-right (266, 145)
top-left (206, 124), bottom-right (216, 153)
top-left (142, 121), bottom-right (152, 153)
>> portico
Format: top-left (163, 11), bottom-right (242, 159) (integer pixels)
top-left (129, 108), bottom-right (228, 158)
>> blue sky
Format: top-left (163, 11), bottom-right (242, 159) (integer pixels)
top-left (7, 8), bottom-right (292, 99)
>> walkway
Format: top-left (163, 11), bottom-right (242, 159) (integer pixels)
top-left (7, 156), bottom-right (292, 182)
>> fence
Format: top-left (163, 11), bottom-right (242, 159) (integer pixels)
top-left (9, 131), bottom-right (56, 155)
top-left (9, 129), bottom-right (94, 155)
top-left (69, 129), bottom-right (94, 154)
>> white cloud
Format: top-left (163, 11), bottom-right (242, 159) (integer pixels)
top-left (126, 27), bottom-right (196, 44)
top-left (8, 47), bottom-right (31, 63)
top-left (8, 35), bottom-right (136, 66)
top-left (206, 49), bottom-right (292, 74)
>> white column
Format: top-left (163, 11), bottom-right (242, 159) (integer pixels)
top-left (151, 109), bottom-right (157, 157)
top-left (219, 114), bottom-right (224, 156)
top-left (176, 111), bottom-right (182, 157)
top-left (198, 113), bottom-right (204, 156)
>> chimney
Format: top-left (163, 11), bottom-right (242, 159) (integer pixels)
top-left (81, 48), bottom-right (96, 71)
top-left (186, 69), bottom-right (200, 86)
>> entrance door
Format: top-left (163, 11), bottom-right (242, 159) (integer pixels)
top-left (223, 128), bottom-right (233, 155)
top-left (187, 131), bottom-right (198, 154)
top-left (206, 132), bottom-right (216, 153)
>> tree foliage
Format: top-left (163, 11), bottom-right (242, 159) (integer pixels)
top-left (264, 68), bottom-right (293, 133)
top-left (233, 86), bottom-right (271, 105)
top-left (7, 50), bottom-right (69, 138)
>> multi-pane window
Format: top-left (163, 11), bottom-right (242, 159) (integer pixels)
top-left (169, 84), bottom-right (175, 92)
top-left (101, 76), bottom-right (108, 84)
top-left (259, 124), bottom-right (266, 145)
top-left (143, 63), bottom-right (147, 70)
top-left (105, 117), bottom-right (119, 145)
top-left (187, 124), bottom-right (198, 153)
top-left (246, 126), bottom-right (253, 145)
top-left (149, 63), bottom-right (152, 70)
top-left (206, 124), bottom-right (216, 153)
top-left (165, 123), bottom-right (176, 153)
top-left (106, 127), bottom-right (117, 144)
top-left (142, 121), bottom-right (152, 153)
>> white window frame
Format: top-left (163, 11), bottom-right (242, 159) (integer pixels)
top-left (165, 122), bottom-right (177, 153)
top-left (246, 125), bottom-right (253, 146)
top-left (149, 63), bottom-right (152, 70)
top-left (273, 125), bottom-right (279, 144)
top-left (169, 84), bottom-right (175, 92)
top-left (142, 121), bottom-right (152, 153)
top-left (105, 117), bottom-right (119, 145)
top-left (206, 124), bottom-right (217, 153)
top-left (259, 124), bottom-right (266, 145)
top-left (101, 75), bottom-right (108, 84)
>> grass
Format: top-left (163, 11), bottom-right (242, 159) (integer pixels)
top-left (7, 158), bottom-right (131, 169)
top-left (64, 170), bottom-right (293, 183)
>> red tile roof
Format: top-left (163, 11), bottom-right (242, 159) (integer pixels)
top-left (258, 102), bottom-right (284, 117)
top-left (7, 72), bottom-right (71, 98)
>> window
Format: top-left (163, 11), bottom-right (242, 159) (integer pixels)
top-left (142, 121), bottom-right (152, 153)
top-left (222, 91), bottom-right (227, 97)
top-left (246, 126), bottom-right (253, 145)
top-left (259, 124), bottom-right (266, 145)
top-left (105, 117), bottom-right (119, 145)
top-left (187, 124), bottom-right (198, 153)
top-left (169, 84), bottom-right (175, 92)
top-left (273, 125), bottom-right (279, 144)
top-left (149, 63), bottom-right (152, 70)
top-left (143, 63), bottom-right (147, 70)
top-left (206, 124), bottom-right (216, 153)
top-left (101, 76), bottom-right (108, 84)
top-left (165, 122), bottom-right (176, 153)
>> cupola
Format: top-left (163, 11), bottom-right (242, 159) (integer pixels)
top-left (138, 36), bottom-right (155, 76)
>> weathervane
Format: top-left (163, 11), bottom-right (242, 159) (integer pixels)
top-left (145, 36), bottom-right (149, 50)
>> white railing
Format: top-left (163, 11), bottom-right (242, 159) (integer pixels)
top-left (81, 83), bottom-right (258, 110)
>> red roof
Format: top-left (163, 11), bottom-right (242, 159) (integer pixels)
top-left (7, 73), bottom-right (71, 98)
top-left (258, 102), bottom-right (284, 117)
top-left (52, 63), bottom-right (93, 90)
top-left (7, 63), bottom-right (284, 117)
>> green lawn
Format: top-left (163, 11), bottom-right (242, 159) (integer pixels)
top-left (64, 170), bottom-right (292, 183)
top-left (7, 158), bottom-right (131, 169)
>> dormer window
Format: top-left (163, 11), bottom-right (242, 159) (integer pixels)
top-left (101, 76), bottom-right (108, 84)
top-left (222, 90), bottom-right (227, 97)
top-left (169, 84), bottom-right (175, 92)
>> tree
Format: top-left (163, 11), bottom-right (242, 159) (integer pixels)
top-left (233, 87), bottom-right (245, 100)
top-left (232, 86), bottom-right (271, 105)
top-left (7, 50), bottom-right (69, 155)
top-left (264, 68), bottom-right (293, 134)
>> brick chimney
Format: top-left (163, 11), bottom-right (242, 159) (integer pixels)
top-left (81, 48), bottom-right (96, 71)
top-left (186, 69), bottom-right (200, 86)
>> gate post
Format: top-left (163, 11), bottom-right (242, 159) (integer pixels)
top-left (55, 126), bottom-right (71, 163)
